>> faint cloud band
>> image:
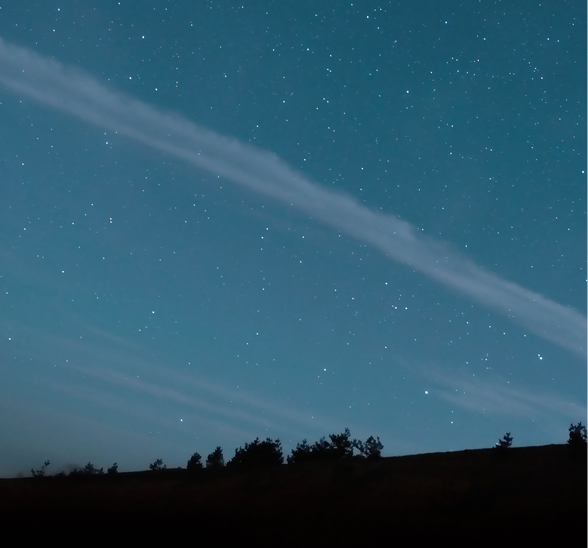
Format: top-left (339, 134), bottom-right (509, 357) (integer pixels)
top-left (0, 38), bottom-right (584, 356)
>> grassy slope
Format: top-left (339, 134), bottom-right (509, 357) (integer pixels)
top-left (1, 444), bottom-right (585, 545)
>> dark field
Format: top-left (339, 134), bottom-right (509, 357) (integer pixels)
top-left (1, 444), bottom-right (585, 545)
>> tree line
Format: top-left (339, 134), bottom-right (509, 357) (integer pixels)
top-left (30, 427), bottom-right (381, 478)
top-left (30, 422), bottom-right (586, 478)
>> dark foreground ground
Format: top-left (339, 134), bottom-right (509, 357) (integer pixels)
top-left (1, 444), bottom-right (585, 545)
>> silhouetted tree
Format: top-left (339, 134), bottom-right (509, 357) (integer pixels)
top-left (356, 436), bottom-right (384, 460)
top-left (187, 452), bottom-right (203, 472)
top-left (567, 422), bottom-right (587, 459)
top-left (31, 460), bottom-right (50, 478)
top-left (287, 439), bottom-right (314, 464)
top-left (107, 462), bottom-right (118, 475)
top-left (206, 447), bottom-right (224, 469)
top-left (288, 428), bottom-right (361, 464)
top-left (78, 462), bottom-right (103, 475)
top-left (306, 436), bottom-right (333, 461)
top-left (328, 428), bottom-right (354, 458)
top-left (568, 422), bottom-right (587, 446)
top-left (495, 432), bottom-right (513, 450)
top-left (228, 438), bottom-right (283, 471)
top-left (149, 458), bottom-right (166, 471)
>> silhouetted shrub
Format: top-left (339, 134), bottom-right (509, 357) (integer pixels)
top-left (206, 447), bottom-right (224, 469)
top-left (495, 432), bottom-right (513, 450)
top-left (228, 438), bottom-right (283, 471)
top-left (287, 439), bottom-right (314, 464)
top-left (84, 462), bottom-right (104, 475)
top-left (307, 436), bottom-right (334, 461)
top-left (68, 462), bottom-right (104, 476)
top-left (288, 428), bottom-right (361, 464)
top-left (149, 458), bottom-right (166, 471)
top-left (328, 428), bottom-right (354, 458)
top-left (31, 460), bottom-right (50, 478)
top-left (568, 422), bottom-right (587, 447)
top-left (107, 462), bottom-right (118, 475)
top-left (187, 452), bottom-right (203, 472)
top-left (356, 436), bottom-right (384, 460)
top-left (567, 422), bottom-right (587, 459)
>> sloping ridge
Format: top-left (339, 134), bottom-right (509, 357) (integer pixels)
top-left (1, 444), bottom-right (585, 545)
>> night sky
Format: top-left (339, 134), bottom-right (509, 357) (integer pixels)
top-left (0, 1), bottom-right (585, 477)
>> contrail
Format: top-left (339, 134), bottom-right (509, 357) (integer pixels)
top-left (0, 38), bottom-right (585, 357)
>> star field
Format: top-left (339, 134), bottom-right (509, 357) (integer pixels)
top-left (0, 1), bottom-right (585, 477)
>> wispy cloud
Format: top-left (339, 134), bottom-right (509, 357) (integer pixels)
top-left (417, 362), bottom-right (586, 421)
top-left (2, 321), bottom-right (337, 439)
top-left (0, 38), bottom-right (584, 356)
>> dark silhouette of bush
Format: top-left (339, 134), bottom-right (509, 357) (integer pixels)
top-left (288, 428), bottom-right (363, 464)
top-left (228, 438), bottom-right (283, 471)
top-left (31, 460), bottom-right (50, 478)
top-left (149, 458), bottom-right (166, 471)
top-left (495, 432), bottom-right (513, 450)
top-left (107, 462), bottom-right (118, 475)
top-left (328, 428), bottom-right (355, 458)
top-left (568, 422), bottom-right (587, 446)
top-left (287, 439), bottom-right (314, 464)
top-left (305, 436), bottom-right (335, 462)
top-left (78, 462), bottom-right (103, 475)
top-left (308, 437), bottom-right (333, 460)
top-left (187, 452), bottom-right (203, 472)
top-left (206, 446), bottom-right (224, 469)
top-left (356, 436), bottom-right (384, 460)
top-left (567, 422), bottom-right (587, 459)
top-left (69, 462), bottom-right (104, 476)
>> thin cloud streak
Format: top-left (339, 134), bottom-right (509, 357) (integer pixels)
top-left (414, 361), bottom-right (587, 422)
top-left (0, 38), bottom-right (584, 356)
top-left (435, 376), bottom-right (585, 420)
top-left (2, 320), bottom-right (336, 437)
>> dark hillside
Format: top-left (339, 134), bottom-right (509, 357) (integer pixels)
top-left (1, 444), bottom-right (585, 545)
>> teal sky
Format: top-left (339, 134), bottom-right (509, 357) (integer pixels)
top-left (0, 1), bottom-right (585, 477)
